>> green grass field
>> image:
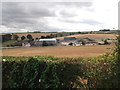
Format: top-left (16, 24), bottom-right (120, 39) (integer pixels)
top-left (2, 40), bottom-right (17, 47)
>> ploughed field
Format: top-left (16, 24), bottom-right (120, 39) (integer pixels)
top-left (2, 45), bottom-right (115, 58)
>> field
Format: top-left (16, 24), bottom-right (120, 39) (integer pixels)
top-left (1, 33), bottom-right (117, 40)
top-left (1, 33), bottom-right (117, 58)
top-left (2, 45), bottom-right (115, 58)
top-left (57, 34), bottom-right (117, 40)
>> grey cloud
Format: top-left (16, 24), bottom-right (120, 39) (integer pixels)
top-left (81, 19), bottom-right (103, 25)
top-left (2, 2), bottom-right (94, 32)
top-left (59, 10), bottom-right (77, 17)
top-left (56, 2), bottom-right (93, 17)
top-left (2, 2), bottom-right (55, 30)
top-left (2, 2), bottom-right (56, 18)
top-left (54, 2), bottom-right (92, 7)
top-left (59, 18), bottom-right (103, 25)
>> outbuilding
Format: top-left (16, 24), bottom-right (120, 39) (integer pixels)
top-left (35, 38), bottom-right (57, 46)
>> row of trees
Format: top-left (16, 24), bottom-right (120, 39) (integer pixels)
top-left (21, 34), bottom-right (33, 41)
top-left (2, 34), bottom-right (20, 42)
top-left (2, 34), bottom-right (12, 42)
top-left (1, 34), bottom-right (34, 42)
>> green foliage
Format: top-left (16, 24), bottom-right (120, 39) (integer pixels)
top-left (27, 34), bottom-right (33, 41)
top-left (2, 52), bottom-right (118, 88)
top-left (2, 40), bottom-right (17, 47)
top-left (13, 35), bottom-right (19, 40)
top-left (21, 36), bottom-right (26, 40)
top-left (104, 39), bottom-right (109, 45)
top-left (2, 34), bottom-right (12, 42)
top-left (115, 31), bottom-right (120, 86)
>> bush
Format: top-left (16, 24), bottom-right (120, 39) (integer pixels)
top-left (2, 54), bottom-right (118, 88)
top-left (115, 32), bottom-right (120, 87)
top-left (69, 42), bottom-right (73, 46)
top-left (104, 40), bottom-right (110, 45)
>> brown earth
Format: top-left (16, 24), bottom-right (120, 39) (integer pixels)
top-left (1, 45), bottom-right (115, 58)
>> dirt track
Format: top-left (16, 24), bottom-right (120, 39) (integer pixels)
top-left (2, 45), bottom-right (115, 58)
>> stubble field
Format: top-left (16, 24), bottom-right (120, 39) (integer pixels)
top-left (2, 45), bottom-right (115, 58)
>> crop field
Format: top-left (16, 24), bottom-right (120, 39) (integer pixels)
top-left (57, 34), bottom-right (117, 40)
top-left (2, 45), bottom-right (115, 58)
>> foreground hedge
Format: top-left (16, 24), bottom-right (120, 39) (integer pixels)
top-left (2, 53), bottom-right (118, 88)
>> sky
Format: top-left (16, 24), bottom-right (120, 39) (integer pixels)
top-left (0, 0), bottom-right (120, 33)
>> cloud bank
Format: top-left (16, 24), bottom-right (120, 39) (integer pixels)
top-left (1, 1), bottom-right (118, 33)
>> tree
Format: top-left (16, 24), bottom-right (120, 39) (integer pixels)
top-left (116, 32), bottom-right (120, 87)
top-left (21, 36), bottom-right (26, 40)
top-left (27, 34), bottom-right (33, 40)
top-left (78, 31), bottom-right (81, 34)
top-left (35, 38), bottom-right (39, 40)
top-left (104, 39), bottom-right (109, 45)
top-left (50, 34), bottom-right (54, 38)
top-left (69, 42), bottom-right (73, 46)
top-left (13, 35), bottom-right (19, 40)
top-left (54, 34), bottom-right (57, 37)
top-left (60, 34), bottom-right (63, 37)
top-left (46, 35), bottom-right (51, 38)
top-left (2, 34), bottom-right (12, 42)
top-left (41, 36), bottom-right (46, 39)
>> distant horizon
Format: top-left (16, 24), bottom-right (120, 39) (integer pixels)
top-left (0, 29), bottom-right (119, 34)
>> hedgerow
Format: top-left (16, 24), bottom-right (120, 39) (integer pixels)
top-left (2, 52), bottom-right (118, 88)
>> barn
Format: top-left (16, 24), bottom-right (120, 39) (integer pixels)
top-left (81, 38), bottom-right (98, 45)
top-left (35, 38), bottom-right (57, 46)
top-left (64, 37), bottom-right (77, 41)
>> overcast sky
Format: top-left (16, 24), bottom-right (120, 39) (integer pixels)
top-left (0, 0), bottom-right (119, 33)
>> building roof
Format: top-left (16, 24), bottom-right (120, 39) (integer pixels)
top-left (64, 37), bottom-right (76, 39)
top-left (39, 38), bottom-right (57, 41)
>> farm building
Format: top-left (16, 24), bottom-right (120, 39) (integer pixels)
top-left (64, 37), bottom-right (77, 41)
top-left (81, 38), bottom-right (98, 45)
top-left (35, 38), bottom-right (58, 46)
top-left (22, 42), bottom-right (31, 47)
top-left (85, 41), bottom-right (98, 45)
top-left (61, 38), bottom-right (82, 46)
top-left (21, 38), bottom-right (35, 47)
top-left (97, 41), bottom-right (105, 45)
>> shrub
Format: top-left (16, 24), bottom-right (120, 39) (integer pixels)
top-left (115, 31), bottom-right (120, 87)
top-left (2, 52), bottom-right (118, 88)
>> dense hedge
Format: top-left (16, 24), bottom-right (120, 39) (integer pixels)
top-left (2, 52), bottom-right (118, 88)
